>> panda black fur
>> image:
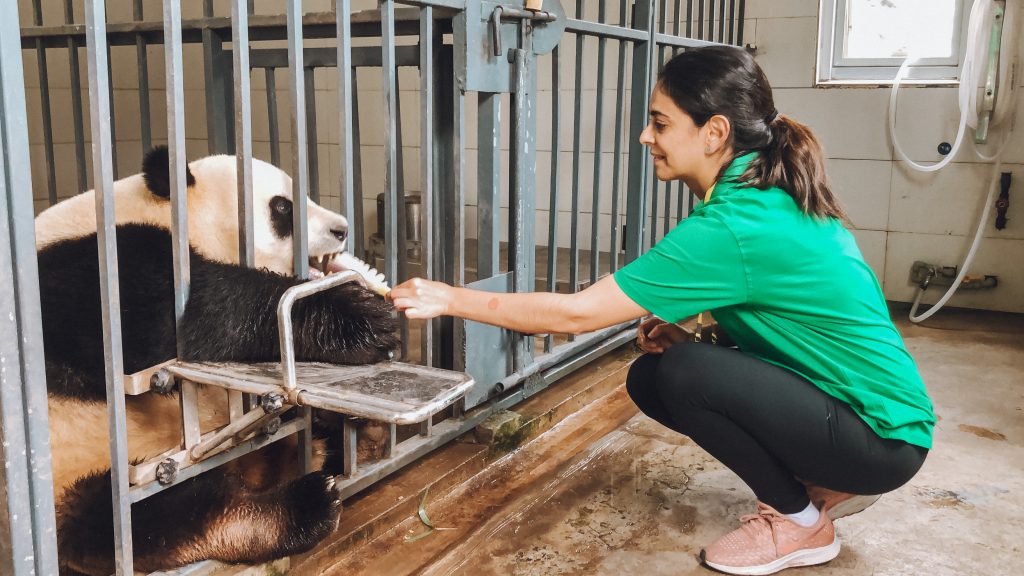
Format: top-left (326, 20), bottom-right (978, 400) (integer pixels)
top-left (39, 151), bottom-right (399, 574)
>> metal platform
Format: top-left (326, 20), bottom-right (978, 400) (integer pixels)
top-left (165, 360), bottom-right (473, 425)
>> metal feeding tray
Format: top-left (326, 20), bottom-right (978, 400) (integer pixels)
top-left (165, 360), bottom-right (474, 425)
top-left (165, 271), bottom-right (474, 426)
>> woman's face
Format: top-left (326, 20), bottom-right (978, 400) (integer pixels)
top-left (638, 87), bottom-right (707, 185)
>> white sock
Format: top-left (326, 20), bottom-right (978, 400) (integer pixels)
top-left (786, 502), bottom-right (821, 527)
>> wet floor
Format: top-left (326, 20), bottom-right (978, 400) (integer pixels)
top-left (317, 307), bottom-right (1024, 575)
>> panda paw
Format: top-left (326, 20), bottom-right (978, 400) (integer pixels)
top-left (282, 471), bottom-right (343, 550)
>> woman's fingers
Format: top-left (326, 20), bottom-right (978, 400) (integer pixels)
top-left (390, 278), bottom-right (452, 320)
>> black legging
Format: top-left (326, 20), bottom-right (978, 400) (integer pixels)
top-left (626, 343), bottom-right (928, 514)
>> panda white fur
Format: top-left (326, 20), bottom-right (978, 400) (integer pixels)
top-left (35, 146), bottom-right (350, 276)
top-left (38, 148), bottom-right (399, 575)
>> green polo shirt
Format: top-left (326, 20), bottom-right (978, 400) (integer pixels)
top-left (614, 153), bottom-right (934, 449)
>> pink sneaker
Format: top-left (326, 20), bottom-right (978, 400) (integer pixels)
top-left (701, 502), bottom-right (840, 575)
top-left (805, 485), bottom-right (881, 520)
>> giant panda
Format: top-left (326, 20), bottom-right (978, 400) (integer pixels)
top-left (37, 148), bottom-right (400, 574)
top-left (35, 146), bottom-right (350, 276)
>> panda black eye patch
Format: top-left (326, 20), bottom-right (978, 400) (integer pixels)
top-left (270, 196), bottom-right (294, 239)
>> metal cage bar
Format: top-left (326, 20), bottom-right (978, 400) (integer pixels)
top-left (85, 0), bottom-right (133, 571)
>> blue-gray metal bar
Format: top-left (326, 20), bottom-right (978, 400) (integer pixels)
top-left (32, 0), bottom-right (58, 207)
top-left (686, 0), bottom-right (693, 37)
top-left (544, 46), bottom-right (560, 353)
top-left (663, 177), bottom-right (673, 235)
top-left (419, 5), bottom-right (435, 366)
top-left (287, 3), bottom-right (309, 280)
top-left (164, 0), bottom-right (190, 341)
top-left (737, 0), bottom-right (745, 45)
top-left (0, 1), bottom-right (59, 569)
top-left (286, 0), bottom-right (313, 473)
top-left (105, 46), bottom-right (118, 180)
top-left (350, 69), bottom-right (365, 258)
top-left (589, 2), bottom-right (607, 287)
top-left (676, 182), bottom-right (685, 223)
top-left (65, 0), bottom-right (87, 194)
top-left (728, 0), bottom-right (736, 44)
top-left (335, 0), bottom-right (358, 256)
top-left (203, 0), bottom-right (230, 154)
top-left (564, 19), bottom-right (648, 42)
top-left (655, 33), bottom-right (719, 49)
top-left (697, 0), bottom-right (705, 40)
top-left (625, 0), bottom-right (656, 262)
top-left (85, 0), bottom-right (133, 570)
top-left (673, 0), bottom-right (681, 55)
top-left (393, 69), bottom-right (409, 361)
top-left (380, 0), bottom-right (399, 291)
top-left (568, 0), bottom-right (583, 304)
top-left (265, 68), bottom-right (281, 167)
top-left (400, 0), bottom-right (465, 8)
top-left (134, 0), bottom-right (152, 152)
top-left (718, 0), bottom-right (726, 43)
top-left (510, 27), bottom-right (537, 373)
top-left (609, 2), bottom-right (628, 273)
top-left (304, 67), bottom-right (320, 203)
top-left (651, 0), bottom-right (666, 247)
top-left (233, 0), bottom-right (254, 268)
top-left (477, 92), bottom-right (500, 279)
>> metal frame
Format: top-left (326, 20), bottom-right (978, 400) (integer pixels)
top-left (8, 1), bottom-right (746, 570)
top-left (818, 0), bottom-right (970, 84)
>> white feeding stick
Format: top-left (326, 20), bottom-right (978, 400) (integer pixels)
top-left (337, 252), bottom-right (391, 297)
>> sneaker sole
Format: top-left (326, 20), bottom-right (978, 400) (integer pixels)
top-left (703, 539), bottom-right (841, 576)
top-left (826, 494), bottom-right (881, 520)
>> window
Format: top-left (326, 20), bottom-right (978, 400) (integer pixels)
top-left (818, 0), bottom-right (968, 84)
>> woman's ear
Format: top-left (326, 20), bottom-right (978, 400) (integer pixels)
top-left (704, 114), bottom-right (732, 154)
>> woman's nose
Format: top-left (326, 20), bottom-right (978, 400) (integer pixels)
top-left (639, 124), bottom-right (654, 145)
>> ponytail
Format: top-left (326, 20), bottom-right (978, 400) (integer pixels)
top-left (739, 114), bottom-right (848, 221)
top-left (658, 46), bottom-right (848, 222)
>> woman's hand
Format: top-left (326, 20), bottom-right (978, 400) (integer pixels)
top-left (390, 277), bottom-right (454, 320)
top-left (636, 316), bottom-right (690, 354)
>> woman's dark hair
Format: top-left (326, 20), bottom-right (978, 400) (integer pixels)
top-left (657, 45), bottom-right (847, 221)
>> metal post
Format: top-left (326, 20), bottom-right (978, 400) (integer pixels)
top-left (233, 0), bottom-right (255, 268)
top-left (0, 1), bottom-right (59, 571)
top-left (626, 0), bottom-right (656, 262)
top-left (64, 0), bottom-right (88, 194)
top-left (510, 27), bottom-right (537, 373)
top-left (134, 0), bottom-right (152, 152)
top-left (336, 0), bottom-right (358, 255)
top-left (544, 45), bottom-right (560, 353)
top-left (85, 0), bottom-right (133, 570)
top-left (31, 0), bottom-right (57, 207)
top-left (286, 0), bottom-right (312, 472)
top-left (590, 1), bottom-right (607, 286)
top-left (420, 5), bottom-right (436, 366)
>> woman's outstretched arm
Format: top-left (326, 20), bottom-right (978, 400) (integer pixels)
top-left (390, 274), bottom-right (649, 335)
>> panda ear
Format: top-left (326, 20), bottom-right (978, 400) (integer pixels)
top-left (142, 145), bottom-right (196, 199)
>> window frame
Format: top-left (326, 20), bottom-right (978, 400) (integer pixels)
top-left (817, 0), bottom-right (971, 85)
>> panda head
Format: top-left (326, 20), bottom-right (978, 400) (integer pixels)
top-left (36, 146), bottom-right (350, 276)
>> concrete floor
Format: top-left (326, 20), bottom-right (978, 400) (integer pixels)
top-left (316, 307), bottom-right (1024, 576)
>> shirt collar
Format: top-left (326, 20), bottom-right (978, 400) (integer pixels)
top-left (703, 152), bottom-right (758, 202)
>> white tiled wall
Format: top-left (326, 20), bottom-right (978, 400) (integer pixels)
top-left (19, 0), bottom-right (1024, 312)
top-left (749, 0), bottom-right (1024, 313)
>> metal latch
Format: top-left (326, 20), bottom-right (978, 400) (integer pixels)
top-left (490, 4), bottom-right (558, 57)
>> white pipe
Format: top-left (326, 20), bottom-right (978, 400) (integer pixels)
top-left (888, 0), bottom-right (1018, 323)
top-left (908, 153), bottom-right (1004, 322)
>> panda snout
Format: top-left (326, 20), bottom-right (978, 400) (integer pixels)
top-left (331, 227), bottom-right (348, 243)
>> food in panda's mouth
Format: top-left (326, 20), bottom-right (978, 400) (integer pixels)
top-left (309, 252), bottom-right (390, 297)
